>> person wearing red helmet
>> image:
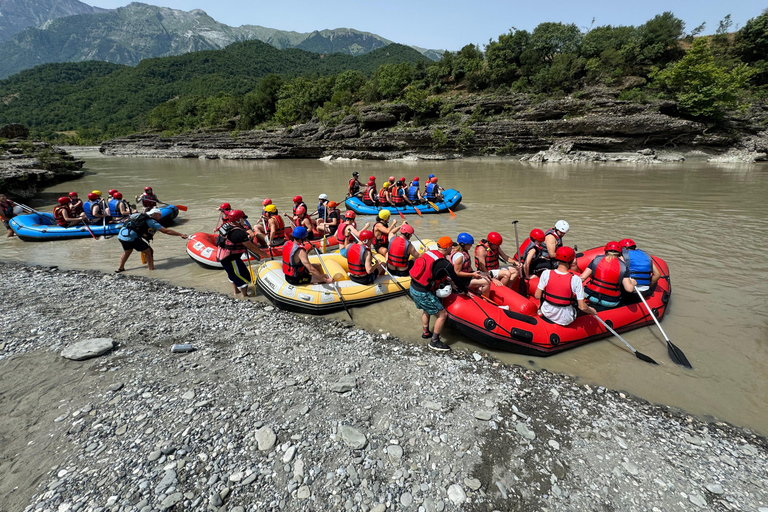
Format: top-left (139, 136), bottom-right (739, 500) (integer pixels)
top-left (362, 179), bottom-right (379, 206)
top-left (135, 186), bottom-right (160, 212)
top-left (107, 192), bottom-right (132, 221)
top-left (580, 242), bottom-right (636, 308)
top-left (214, 209), bottom-right (267, 296)
top-left (254, 199), bottom-right (273, 236)
top-left (336, 210), bottom-right (370, 257)
top-left (386, 223), bottom-right (421, 276)
top-left (518, 228), bottom-right (548, 279)
top-left (83, 192), bottom-right (108, 224)
top-left (116, 208), bottom-right (188, 273)
top-left (618, 238), bottom-right (661, 296)
top-left (406, 178), bottom-right (423, 204)
top-left (347, 172), bottom-right (363, 198)
top-left (291, 195), bottom-right (308, 226)
top-left (535, 246), bottom-right (596, 326)
top-left (391, 177), bottom-right (408, 207)
top-left (345, 229), bottom-right (385, 285)
top-left (474, 231), bottom-right (522, 288)
top-left (53, 197), bottom-right (84, 227)
top-left (424, 176), bottom-right (443, 202)
top-left (257, 205), bottom-right (285, 247)
top-left (67, 192), bottom-right (84, 216)
top-left (293, 204), bottom-right (316, 238)
top-left (409, 236), bottom-right (468, 351)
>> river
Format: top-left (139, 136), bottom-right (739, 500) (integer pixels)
top-left (3, 148), bottom-right (767, 437)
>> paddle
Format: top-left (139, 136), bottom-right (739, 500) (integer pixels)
top-left (635, 287), bottom-right (691, 368)
top-left (312, 246), bottom-right (353, 320)
top-left (426, 200), bottom-right (440, 212)
top-left (101, 199), bottom-right (109, 239)
top-left (159, 201), bottom-right (188, 212)
top-left (245, 250), bottom-right (257, 297)
top-left (512, 220), bottom-right (521, 260)
top-left (350, 231), bottom-right (410, 296)
top-left (592, 313), bottom-right (658, 365)
top-left (82, 220), bottom-right (98, 240)
top-left (261, 218), bottom-right (273, 261)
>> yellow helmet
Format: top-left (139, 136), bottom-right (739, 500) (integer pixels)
top-left (265, 204), bottom-right (277, 213)
top-left (378, 209), bottom-right (391, 220)
top-left (91, 190), bottom-right (102, 196)
top-left (382, 182), bottom-right (389, 188)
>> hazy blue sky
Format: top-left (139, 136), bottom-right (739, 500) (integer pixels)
top-left (83, 0), bottom-right (765, 51)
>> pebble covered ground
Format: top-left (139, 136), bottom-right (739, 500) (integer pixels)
top-left (0, 262), bottom-right (766, 512)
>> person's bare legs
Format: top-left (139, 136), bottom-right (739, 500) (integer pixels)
top-left (421, 311), bottom-right (431, 333)
top-left (433, 309), bottom-right (447, 336)
top-left (143, 248), bottom-right (154, 271)
top-left (117, 249), bottom-right (133, 272)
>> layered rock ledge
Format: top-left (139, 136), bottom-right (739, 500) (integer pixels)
top-left (100, 93), bottom-right (768, 164)
top-left (1, 262), bottom-right (766, 512)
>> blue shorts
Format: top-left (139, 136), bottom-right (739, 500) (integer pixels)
top-left (410, 287), bottom-right (443, 315)
top-left (585, 293), bottom-right (620, 308)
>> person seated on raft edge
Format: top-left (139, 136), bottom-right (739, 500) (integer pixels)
top-left (346, 229), bottom-right (385, 285)
top-left (0, 194), bottom-right (19, 237)
top-left (391, 178), bottom-right (410, 208)
top-left (53, 197), bottom-right (86, 227)
top-left (619, 238), bottom-right (661, 297)
top-left (347, 171), bottom-right (363, 199)
top-left (378, 182), bottom-right (395, 208)
top-left (534, 246), bottom-right (597, 326)
top-left (282, 226), bottom-right (333, 286)
top-left (317, 201), bottom-right (340, 235)
top-left (291, 195), bottom-right (308, 224)
top-left (386, 224), bottom-right (421, 277)
top-left (215, 209), bottom-right (266, 297)
top-left (424, 177), bottom-right (444, 203)
top-left (255, 204), bottom-right (285, 247)
top-left (136, 186), bottom-right (160, 213)
top-left (580, 241), bottom-right (637, 308)
top-left (335, 211), bottom-right (370, 258)
top-left (107, 191), bottom-right (131, 222)
top-left (474, 231), bottom-right (522, 289)
top-left (519, 228), bottom-right (548, 279)
top-left (253, 199), bottom-right (273, 237)
top-left (372, 209), bottom-right (401, 257)
top-left (451, 232), bottom-right (491, 297)
top-left (406, 177), bottom-right (424, 205)
top-left (537, 219), bottom-right (570, 271)
top-left (361, 179), bottom-right (378, 206)
top-left (68, 192), bottom-right (84, 217)
top-left (82, 192), bottom-right (108, 225)
top-left (294, 205), bottom-right (316, 240)
top-left (316, 193), bottom-right (329, 223)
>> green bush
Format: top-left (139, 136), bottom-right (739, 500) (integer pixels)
top-left (431, 128), bottom-right (448, 149)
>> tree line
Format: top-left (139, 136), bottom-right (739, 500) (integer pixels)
top-left (1, 10), bottom-right (766, 143)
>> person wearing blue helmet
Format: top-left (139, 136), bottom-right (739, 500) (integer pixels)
top-left (282, 226), bottom-right (332, 285)
top-left (451, 232), bottom-right (490, 296)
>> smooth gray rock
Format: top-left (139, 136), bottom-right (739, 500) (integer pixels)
top-left (447, 484), bottom-right (466, 505)
top-left (339, 425), bottom-right (367, 450)
top-left (159, 493), bottom-right (183, 510)
top-left (330, 376), bottom-right (357, 393)
top-left (61, 338), bottom-right (114, 360)
top-left (256, 426), bottom-right (277, 451)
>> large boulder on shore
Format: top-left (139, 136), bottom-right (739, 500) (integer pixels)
top-left (61, 338), bottom-right (115, 360)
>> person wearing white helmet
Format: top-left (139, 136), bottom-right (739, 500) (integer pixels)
top-left (543, 220), bottom-right (570, 264)
top-left (316, 193), bottom-right (329, 219)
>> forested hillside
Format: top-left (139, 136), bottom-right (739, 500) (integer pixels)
top-left (1, 10), bottom-right (766, 144)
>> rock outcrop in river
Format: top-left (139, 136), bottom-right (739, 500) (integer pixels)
top-left (100, 91), bottom-right (768, 164)
top-left (0, 124), bottom-right (85, 198)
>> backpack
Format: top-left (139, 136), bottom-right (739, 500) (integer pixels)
top-left (123, 213), bottom-right (153, 240)
top-left (216, 223), bottom-right (235, 248)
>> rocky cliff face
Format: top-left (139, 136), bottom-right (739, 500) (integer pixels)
top-left (0, 0), bottom-right (107, 42)
top-left (100, 93), bottom-right (768, 164)
top-left (0, 127), bottom-right (85, 198)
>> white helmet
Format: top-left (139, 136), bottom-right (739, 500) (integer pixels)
top-left (318, 193), bottom-right (328, 200)
top-left (436, 284), bottom-right (453, 298)
top-left (555, 220), bottom-right (570, 233)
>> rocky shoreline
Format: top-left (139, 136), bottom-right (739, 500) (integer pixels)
top-left (0, 125), bottom-right (86, 199)
top-left (1, 262), bottom-right (766, 512)
top-left (100, 92), bottom-right (768, 164)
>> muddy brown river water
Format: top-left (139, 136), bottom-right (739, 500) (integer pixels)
top-left (3, 148), bottom-right (767, 436)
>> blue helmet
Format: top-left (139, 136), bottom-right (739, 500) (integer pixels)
top-left (457, 232), bottom-right (474, 245)
top-left (292, 226), bottom-right (308, 239)
top-left (428, 174), bottom-right (435, 179)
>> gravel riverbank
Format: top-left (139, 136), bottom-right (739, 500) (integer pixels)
top-left (1, 262), bottom-right (766, 512)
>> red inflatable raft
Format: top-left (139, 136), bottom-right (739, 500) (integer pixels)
top-left (186, 228), bottom-right (340, 269)
top-left (444, 247), bottom-right (671, 356)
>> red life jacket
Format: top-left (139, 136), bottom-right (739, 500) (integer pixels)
top-left (373, 220), bottom-right (388, 248)
top-left (70, 201), bottom-right (83, 216)
top-left (346, 243), bottom-right (368, 276)
top-left (379, 187), bottom-right (389, 202)
top-left (392, 186), bottom-right (406, 205)
top-left (292, 202), bottom-right (307, 216)
top-left (585, 255), bottom-right (623, 301)
top-left (270, 215), bottom-right (285, 244)
top-left (456, 250), bottom-right (472, 274)
top-left (348, 178), bottom-right (360, 195)
top-left (141, 193), bottom-right (158, 208)
top-left (336, 221), bottom-right (355, 244)
top-left (409, 250), bottom-right (446, 291)
top-left (363, 185), bottom-right (377, 202)
top-left (282, 240), bottom-right (310, 278)
top-left (215, 223), bottom-right (247, 261)
top-left (541, 270), bottom-right (575, 306)
top-left (53, 205), bottom-right (69, 227)
top-left (474, 240), bottom-right (499, 270)
top-left (387, 236), bottom-right (410, 267)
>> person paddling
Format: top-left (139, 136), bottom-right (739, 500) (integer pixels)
top-left (406, 177), bottom-right (423, 204)
top-left (317, 200), bottom-right (340, 234)
top-left (424, 177), bottom-right (443, 203)
top-left (53, 197), bottom-right (84, 227)
top-left (347, 171), bottom-right (363, 198)
top-left (372, 209), bottom-right (400, 257)
top-left (257, 204), bottom-right (285, 247)
top-left (619, 238), bottom-right (661, 297)
top-left (345, 229), bottom-right (384, 285)
top-left (282, 227), bottom-right (333, 285)
top-left (335, 211), bottom-right (370, 257)
top-left (68, 192), bottom-right (84, 217)
top-left (580, 241), bottom-right (636, 308)
top-left (519, 228), bottom-right (548, 278)
top-left (386, 224), bottom-right (420, 276)
top-left (135, 186), bottom-right (160, 213)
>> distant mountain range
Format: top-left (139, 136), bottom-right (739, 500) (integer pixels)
top-left (0, 0), bottom-right (442, 78)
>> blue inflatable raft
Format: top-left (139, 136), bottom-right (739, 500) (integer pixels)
top-left (344, 189), bottom-right (462, 215)
top-left (9, 205), bottom-right (179, 241)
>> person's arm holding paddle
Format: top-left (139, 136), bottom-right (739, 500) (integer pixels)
top-left (297, 245), bottom-right (333, 283)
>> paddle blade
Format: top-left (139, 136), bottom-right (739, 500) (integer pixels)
top-left (428, 201), bottom-right (439, 211)
top-left (635, 351), bottom-right (659, 365)
top-left (398, 209), bottom-right (405, 220)
top-left (175, 204), bottom-right (188, 211)
top-left (448, 208), bottom-right (455, 218)
top-left (415, 208), bottom-right (422, 217)
top-left (667, 342), bottom-right (692, 369)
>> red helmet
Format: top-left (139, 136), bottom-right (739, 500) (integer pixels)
top-left (369, 176), bottom-right (376, 181)
top-left (68, 191), bottom-right (78, 197)
top-left (413, 176), bottom-right (420, 182)
top-left (530, 229), bottom-right (545, 242)
top-left (293, 195), bottom-right (302, 203)
top-left (388, 176), bottom-right (395, 182)
top-left (488, 232), bottom-right (503, 245)
top-left (345, 210), bottom-right (356, 219)
top-left (605, 241), bottom-right (621, 253)
top-left (262, 198), bottom-right (272, 206)
top-left (368, 180), bottom-right (375, 186)
top-left (400, 224), bottom-right (414, 235)
top-left (144, 186), bottom-right (152, 192)
top-left (108, 189), bottom-right (117, 196)
top-left (555, 246), bottom-right (576, 263)
top-left (228, 209), bottom-right (246, 222)
top-left (399, 177), bottom-right (405, 182)
top-left (57, 197), bottom-right (70, 205)
top-left (87, 193), bottom-right (98, 201)
top-left (114, 192), bottom-right (123, 199)
top-left (359, 230), bottom-right (374, 241)
top-left (219, 202), bottom-right (231, 211)
top-left (619, 238), bottom-right (636, 249)
top-left (296, 205), bottom-right (306, 216)
top-left (431, 177), bottom-right (438, 183)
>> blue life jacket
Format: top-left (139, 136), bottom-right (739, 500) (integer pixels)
top-left (108, 199), bottom-right (120, 216)
top-left (407, 184), bottom-right (420, 201)
top-left (83, 200), bottom-right (97, 220)
top-left (425, 183), bottom-right (437, 199)
top-left (317, 201), bottom-right (327, 221)
top-left (626, 249), bottom-right (652, 287)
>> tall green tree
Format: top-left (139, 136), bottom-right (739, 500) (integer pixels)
top-left (485, 29), bottom-right (530, 86)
